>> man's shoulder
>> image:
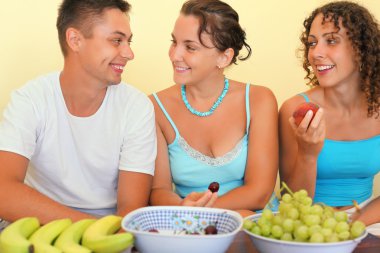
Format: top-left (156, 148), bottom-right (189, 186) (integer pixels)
top-left (109, 82), bottom-right (151, 105)
top-left (18, 72), bottom-right (60, 95)
top-left (111, 82), bottom-right (144, 95)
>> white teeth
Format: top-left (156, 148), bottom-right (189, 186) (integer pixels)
top-left (176, 66), bottom-right (189, 71)
top-left (112, 65), bottom-right (124, 70)
top-left (317, 65), bottom-right (334, 71)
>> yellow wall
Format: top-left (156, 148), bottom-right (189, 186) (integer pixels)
top-left (1, 1), bottom-right (380, 196)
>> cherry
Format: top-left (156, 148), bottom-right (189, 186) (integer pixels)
top-left (204, 225), bottom-right (218, 235)
top-left (148, 228), bottom-right (159, 233)
top-left (208, 182), bottom-right (219, 193)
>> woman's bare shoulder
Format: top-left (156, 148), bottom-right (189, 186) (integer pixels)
top-left (149, 85), bottom-right (179, 104)
top-left (279, 88), bottom-right (320, 116)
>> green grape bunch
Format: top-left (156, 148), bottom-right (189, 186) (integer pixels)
top-left (243, 182), bottom-right (366, 243)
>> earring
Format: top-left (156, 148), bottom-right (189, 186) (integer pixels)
top-left (217, 65), bottom-right (221, 69)
top-left (359, 63), bottom-right (363, 72)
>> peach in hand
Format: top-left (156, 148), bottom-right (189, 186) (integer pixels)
top-left (292, 102), bottom-right (319, 126)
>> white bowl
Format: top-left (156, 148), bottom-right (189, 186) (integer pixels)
top-left (122, 206), bottom-right (243, 253)
top-left (243, 213), bottom-right (368, 253)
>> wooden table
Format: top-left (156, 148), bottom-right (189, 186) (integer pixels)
top-left (226, 231), bottom-right (380, 253)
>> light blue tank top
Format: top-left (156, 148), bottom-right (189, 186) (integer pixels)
top-left (298, 93), bottom-right (380, 206)
top-left (153, 84), bottom-right (251, 198)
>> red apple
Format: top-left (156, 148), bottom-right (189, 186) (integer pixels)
top-left (292, 102), bottom-right (319, 126)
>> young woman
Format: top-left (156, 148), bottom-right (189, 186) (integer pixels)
top-left (279, 1), bottom-right (380, 234)
top-left (150, 0), bottom-right (278, 216)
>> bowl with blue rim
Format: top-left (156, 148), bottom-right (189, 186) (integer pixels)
top-left (122, 206), bottom-right (243, 253)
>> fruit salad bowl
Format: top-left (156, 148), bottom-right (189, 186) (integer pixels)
top-left (243, 213), bottom-right (368, 253)
top-left (122, 206), bottom-right (243, 253)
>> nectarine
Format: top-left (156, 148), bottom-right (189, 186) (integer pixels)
top-left (293, 102), bottom-right (319, 126)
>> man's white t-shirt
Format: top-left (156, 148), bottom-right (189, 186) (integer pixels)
top-left (0, 72), bottom-right (156, 215)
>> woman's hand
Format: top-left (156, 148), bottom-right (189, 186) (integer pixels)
top-left (289, 108), bottom-right (326, 158)
top-left (236, 209), bottom-right (255, 218)
top-left (180, 190), bottom-right (218, 207)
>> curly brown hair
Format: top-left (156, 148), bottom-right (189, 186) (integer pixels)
top-left (299, 1), bottom-right (380, 117)
top-left (181, 0), bottom-right (251, 65)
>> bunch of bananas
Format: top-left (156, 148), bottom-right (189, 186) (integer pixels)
top-left (0, 215), bottom-right (134, 253)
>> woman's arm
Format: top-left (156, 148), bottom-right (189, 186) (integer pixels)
top-left (279, 96), bottom-right (325, 197)
top-left (352, 197), bottom-right (380, 226)
top-left (148, 99), bottom-right (216, 207)
top-left (149, 122), bottom-right (185, 206)
top-left (213, 86), bottom-right (278, 211)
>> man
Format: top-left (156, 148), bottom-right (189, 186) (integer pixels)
top-left (0, 0), bottom-right (156, 224)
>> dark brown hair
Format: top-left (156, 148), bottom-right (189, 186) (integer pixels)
top-left (181, 0), bottom-right (251, 65)
top-left (57, 0), bottom-right (131, 56)
top-left (300, 1), bottom-right (380, 117)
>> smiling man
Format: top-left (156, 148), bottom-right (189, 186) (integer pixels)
top-left (0, 0), bottom-right (156, 224)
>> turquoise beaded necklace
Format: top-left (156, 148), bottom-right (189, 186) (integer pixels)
top-left (181, 78), bottom-right (229, 117)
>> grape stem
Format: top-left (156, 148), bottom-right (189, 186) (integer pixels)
top-left (352, 200), bottom-right (361, 213)
top-left (281, 181), bottom-right (294, 196)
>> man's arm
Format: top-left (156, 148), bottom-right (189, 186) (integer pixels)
top-left (116, 171), bottom-right (152, 217)
top-left (0, 151), bottom-right (94, 224)
top-left (115, 93), bottom-right (157, 216)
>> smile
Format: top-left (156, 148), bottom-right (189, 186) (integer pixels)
top-left (110, 64), bottom-right (125, 74)
top-left (175, 66), bottom-right (190, 71)
top-left (316, 65), bottom-right (335, 71)
top-left (111, 64), bottom-right (124, 70)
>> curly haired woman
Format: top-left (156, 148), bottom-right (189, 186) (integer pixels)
top-left (279, 1), bottom-right (380, 235)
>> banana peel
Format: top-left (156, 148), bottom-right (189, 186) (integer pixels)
top-left (0, 215), bottom-right (134, 253)
top-left (29, 218), bottom-right (72, 253)
top-left (82, 215), bottom-right (134, 253)
top-left (0, 217), bottom-right (40, 253)
top-left (54, 219), bottom-right (96, 253)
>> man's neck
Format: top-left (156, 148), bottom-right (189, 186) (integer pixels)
top-left (59, 63), bottom-right (108, 117)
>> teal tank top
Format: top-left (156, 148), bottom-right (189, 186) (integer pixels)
top-left (298, 93), bottom-right (380, 206)
top-left (153, 84), bottom-right (251, 197)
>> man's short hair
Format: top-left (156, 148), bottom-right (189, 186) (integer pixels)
top-left (56, 0), bottom-right (131, 56)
